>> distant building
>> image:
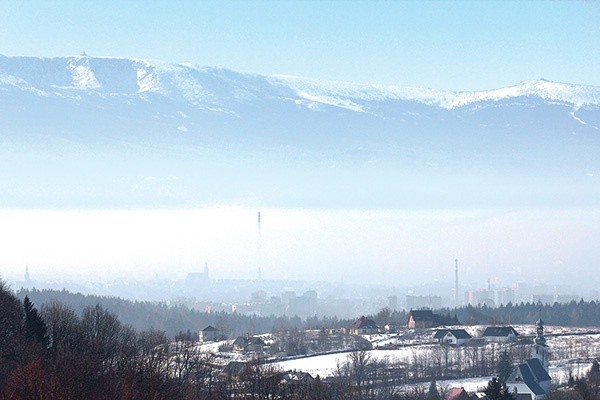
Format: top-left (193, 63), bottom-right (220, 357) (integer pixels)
top-left (251, 290), bottom-right (267, 304)
top-left (281, 290), bottom-right (296, 305)
top-left (349, 316), bottom-right (380, 335)
top-left (303, 290), bottom-right (318, 300)
top-left (407, 309), bottom-right (440, 329)
top-left (482, 326), bottom-right (519, 342)
top-left (406, 295), bottom-right (442, 310)
top-left (465, 289), bottom-right (495, 307)
top-left (223, 361), bottom-right (247, 380)
top-left (434, 329), bottom-right (472, 346)
top-left (280, 370), bottom-right (315, 385)
top-left (493, 287), bottom-right (515, 306)
top-left (199, 325), bottom-right (221, 342)
top-left (232, 336), bottom-right (267, 353)
top-left (186, 262), bottom-right (210, 286)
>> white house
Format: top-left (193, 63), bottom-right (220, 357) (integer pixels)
top-left (434, 329), bottom-right (472, 346)
top-left (482, 326), bottom-right (519, 342)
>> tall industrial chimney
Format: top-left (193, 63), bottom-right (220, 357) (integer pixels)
top-left (257, 212), bottom-right (262, 280)
top-left (455, 259), bottom-right (459, 305)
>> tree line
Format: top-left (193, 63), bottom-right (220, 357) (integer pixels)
top-left (19, 287), bottom-right (600, 344)
top-left (16, 288), bottom-right (353, 339)
top-left (368, 299), bottom-right (600, 329)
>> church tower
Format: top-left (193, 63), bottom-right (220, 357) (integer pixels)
top-left (532, 310), bottom-right (549, 370)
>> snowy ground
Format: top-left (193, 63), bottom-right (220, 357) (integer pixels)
top-left (274, 325), bottom-right (600, 381)
top-left (195, 324), bottom-right (600, 388)
top-left (275, 347), bottom-right (431, 378)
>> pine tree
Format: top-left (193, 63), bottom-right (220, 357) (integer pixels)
top-left (427, 379), bottom-right (441, 400)
top-left (24, 295), bottom-right (50, 348)
top-left (484, 377), bottom-right (515, 400)
top-left (497, 350), bottom-right (513, 384)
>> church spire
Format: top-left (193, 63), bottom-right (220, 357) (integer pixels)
top-left (535, 309), bottom-right (546, 346)
top-left (532, 309), bottom-right (549, 370)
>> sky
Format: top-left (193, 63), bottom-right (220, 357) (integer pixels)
top-left (1, 1), bottom-right (599, 91)
top-left (1, 1), bottom-right (600, 291)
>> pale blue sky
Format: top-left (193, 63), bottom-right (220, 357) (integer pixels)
top-left (1, 1), bottom-right (599, 91)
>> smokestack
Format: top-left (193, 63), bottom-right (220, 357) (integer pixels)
top-left (455, 259), bottom-right (459, 305)
top-left (257, 212), bottom-right (262, 280)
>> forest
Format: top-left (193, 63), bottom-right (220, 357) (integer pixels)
top-left (15, 288), bottom-right (600, 341)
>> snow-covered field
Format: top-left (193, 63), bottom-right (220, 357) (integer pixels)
top-left (193, 324), bottom-right (600, 388)
top-left (274, 325), bottom-right (600, 381)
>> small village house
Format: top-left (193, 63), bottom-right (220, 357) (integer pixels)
top-left (199, 325), bottom-right (221, 342)
top-left (349, 316), bottom-right (380, 335)
top-left (407, 309), bottom-right (440, 329)
top-left (433, 329), bottom-right (472, 346)
top-left (482, 326), bottom-right (519, 342)
top-left (232, 335), bottom-right (267, 353)
top-left (446, 387), bottom-right (470, 400)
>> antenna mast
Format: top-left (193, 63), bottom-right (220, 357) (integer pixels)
top-left (455, 259), bottom-right (459, 305)
top-left (257, 212), bottom-right (262, 280)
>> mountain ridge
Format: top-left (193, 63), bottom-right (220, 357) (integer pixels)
top-left (2, 54), bottom-right (600, 112)
top-left (1, 54), bottom-right (600, 209)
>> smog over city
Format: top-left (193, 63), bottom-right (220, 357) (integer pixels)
top-left (1, 3), bottom-right (600, 399)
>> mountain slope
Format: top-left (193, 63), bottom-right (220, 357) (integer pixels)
top-left (1, 55), bottom-right (599, 209)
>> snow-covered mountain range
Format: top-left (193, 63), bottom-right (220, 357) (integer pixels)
top-left (1, 54), bottom-right (599, 208)
top-left (3, 54), bottom-right (600, 110)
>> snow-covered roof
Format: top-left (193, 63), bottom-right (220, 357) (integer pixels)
top-left (526, 358), bottom-right (551, 383)
top-left (483, 326), bottom-right (519, 337)
top-left (434, 329), bottom-right (472, 340)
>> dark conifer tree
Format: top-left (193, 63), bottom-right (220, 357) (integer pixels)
top-left (427, 379), bottom-right (441, 400)
top-left (484, 377), bottom-right (515, 400)
top-left (23, 295), bottom-right (49, 348)
top-left (497, 350), bottom-right (513, 384)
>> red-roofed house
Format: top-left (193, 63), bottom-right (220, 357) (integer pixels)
top-left (446, 387), bottom-right (470, 400)
top-left (349, 316), bottom-right (380, 335)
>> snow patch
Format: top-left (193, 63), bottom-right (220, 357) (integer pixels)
top-left (136, 67), bottom-right (161, 93)
top-left (296, 91), bottom-right (366, 112)
top-left (67, 58), bottom-right (101, 89)
top-left (571, 110), bottom-right (600, 131)
top-left (0, 74), bottom-right (49, 96)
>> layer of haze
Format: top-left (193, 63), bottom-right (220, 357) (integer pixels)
top-left (1, 207), bottom-right (599, 289)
